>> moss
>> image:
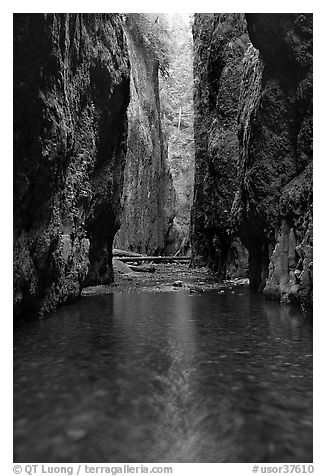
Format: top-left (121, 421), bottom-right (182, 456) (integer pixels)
top-left (114, 28), bottom-right (176, 255)
top-left (230, 14), bottom-right (313, 305)
top-left (191, 13), bottom-right (250, 276)
top-left (13, 14), bottom-right (130, 319)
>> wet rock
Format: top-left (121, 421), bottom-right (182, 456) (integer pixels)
top-left (159, 15), bottom-right (195, 253)
top-left (228, 278), bottom-right (250, 286)
top-left (191, 14), bottom-right (250, 277)
top-left (173, 280), bottom-right (183, 287)
top-left (114, 18), bottom-right (176, 255)
top-left (189, 286), bottom-right (204, 294)
top-left (14, 14), bottom-right (130, 319)
top-left (191, 14), bottom-right (312, 309)
top-left (233, 14), bottom-right (312, 308)
top-left (129, 264), bottom-right (156, 273)
top-left (113, 259), bottom-right (134, 275)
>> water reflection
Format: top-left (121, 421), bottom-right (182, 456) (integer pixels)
top-left (14, 288), bottom-right (312, 462)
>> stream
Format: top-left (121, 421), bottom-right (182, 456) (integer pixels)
top-left (14, 287), bottom-right (313, 463)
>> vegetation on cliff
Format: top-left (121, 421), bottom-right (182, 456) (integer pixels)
top-left (191, 13), bottom-right (250, 276)
top-left (113, 14), bottom-right (176, 255)
top-left (234, 14), bottom-right (313, 308)
top-left (14, 14), bottom-right (130, 319)
top-left (191, 13), bottom-right (312, 308)
top-left (124, 13), bottom-right (171, 78)
top-left (13, 13), bottom-right (313, 318)
top-left (116, 13), bottom-right (196, 256)
top-left (160, 14), bottom-right (195, 254)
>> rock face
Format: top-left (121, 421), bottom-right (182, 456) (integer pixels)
top-left (13, 14), bottom-right (130, 319)
top-left (191, 13), bottom-right (312, 307)
top-left (191, 14), bottom-right (250, 276)
top-left (233, 14), bottom-right (313, 307)
top-left (159, 13), bottom-right (195, 255)
top-left (114, 20), bottom-right (176, 255)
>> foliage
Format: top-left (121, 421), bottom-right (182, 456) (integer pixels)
top-left (125, 13), bottom-right (171, 78)
top-left (159, 14), bottom-right (195, 232)
top-left (159, 14), bottom-right (194, 131)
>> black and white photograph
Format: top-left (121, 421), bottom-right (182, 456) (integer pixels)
top-left (11, 4), bottom-right (315, 473)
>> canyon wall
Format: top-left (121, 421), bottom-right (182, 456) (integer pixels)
top-left (159, 13), bottom-right (195, 255)
top-left (14, 14), bottom-right (130, 319)
top-left (14, 13), bottom-right (313, 319)
top-left (233, 14), bottom-right (313, 308)
top-left (114, 17), bottom-right (176, 255)
top-left (191, 14), bottom-right (250, 276)
top-left (192, 13), bottom-right (312, 307)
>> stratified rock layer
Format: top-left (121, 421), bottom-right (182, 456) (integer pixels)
top-left (191, 14), bottom-right (250, 276)
top-left (114, 21), bottom-right (176, 255)
top-left (14, 14), bottom-right (130, 319)
top-left (233, 14), bottom-right (312, 307)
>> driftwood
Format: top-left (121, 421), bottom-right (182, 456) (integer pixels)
top-left (117, 256), bottom-right (190, 263)
top-left (113, 248), bottom-right (190, 266)
top-left (113, 248), bottom-right (142, 257)
top-left (128, 264), bottom-right (156, 273)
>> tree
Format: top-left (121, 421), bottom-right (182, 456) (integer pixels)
top-left (125, 13), bottom-right (171, 78)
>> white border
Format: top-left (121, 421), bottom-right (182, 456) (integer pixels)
top-left (3, 2), bottom-right (325, 474)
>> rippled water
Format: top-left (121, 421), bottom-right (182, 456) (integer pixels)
top-left (14, 287), bottom-right (313, 463)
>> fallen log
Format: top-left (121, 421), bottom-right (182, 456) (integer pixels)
top-left (128, 264), bottom-right (156, 273)
top-left (113, 248), bottom-right (143, 257)
top-left (117, 256), bottom-right (191, 263)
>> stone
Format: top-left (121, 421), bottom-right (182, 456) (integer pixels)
top-left (13, 14), bottom-right (130, 319)
top-left (173, 280), bottom-right (183, 287)
top-left (191, 14), bottom-right (250, 277)
top-left (113, 259), bottom-right (134, 275)
top-left (234, 14), bottom-right (312, 308)
top-left (189, 286), bottom-right (204, 294)
top-left (113, 19), bottom-right (176, 255)
top-left (191, 14), bottom-right (312, 309)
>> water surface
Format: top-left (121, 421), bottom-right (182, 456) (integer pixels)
top-left (14, 287), bottom-right (313, 462)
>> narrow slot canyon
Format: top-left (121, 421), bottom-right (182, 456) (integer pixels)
top-left (13, 13), bottom-right (313, 464)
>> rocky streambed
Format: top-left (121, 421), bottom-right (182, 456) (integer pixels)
top-left (14, 269), bottom-right (312, 463)
top-left (82, 263), bottom-right (249, 296)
